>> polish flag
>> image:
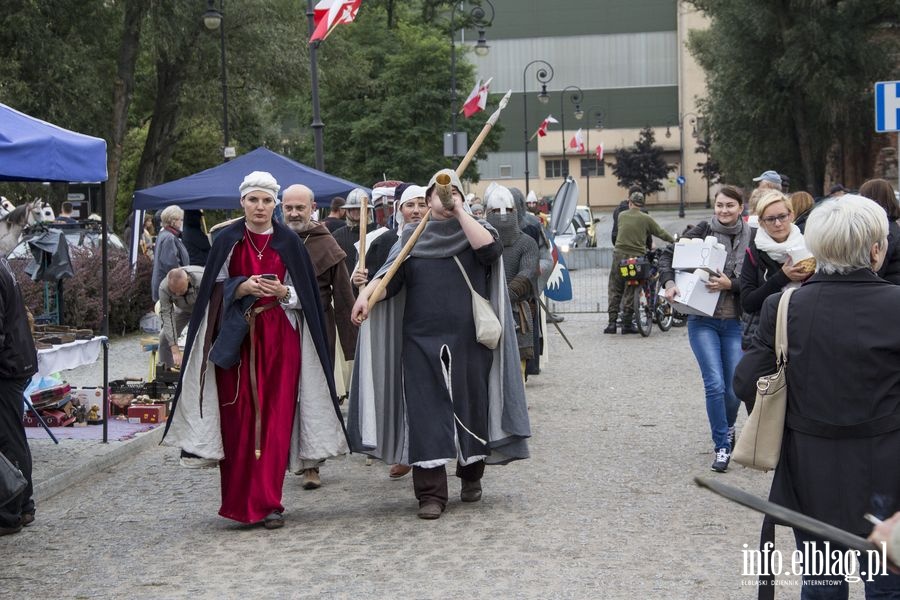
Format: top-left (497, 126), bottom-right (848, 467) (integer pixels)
top-left (310, 0), bottom-right (362, 43)
top-left (596, 142), bottom-right (604, 159)
top-left (462, 77), bottom-right (493, 118)
top-left (535, 115), bottom-right (558, 138)
top-left (569, 128), bottom-right (586, 153)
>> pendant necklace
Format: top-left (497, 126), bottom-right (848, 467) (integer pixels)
top-left (245, 228), bottom-right (271, 260)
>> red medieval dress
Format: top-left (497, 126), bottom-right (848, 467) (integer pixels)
top-left (215, 229), bottom-right (302, 523)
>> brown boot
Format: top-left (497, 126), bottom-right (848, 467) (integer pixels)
top-left (389, 464), bottom-right (411, 479)
top-left (301, 468), bottom-right (321, 490)
top-left (417, 502), bottom-right (443, 520)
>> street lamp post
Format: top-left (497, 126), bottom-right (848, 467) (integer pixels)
top-left (522, 60), bottom-right (553, 198)
top-left (306, 0), bottom-right (325, 171)
top-left (559, 85), bottom-right (584, 166)
top-left (202, 0), bottom-right (233, 161)
top-left (677, 111), bottom-right (698, 218)
top-left (448, 1), bottom-right (494, 160)
top-left (583, 108), bottom-right (603, 206)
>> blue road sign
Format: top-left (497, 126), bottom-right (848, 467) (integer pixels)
top-left (875, 81), bottom-right (900, 133)
top-left (676, 175), bottom-right (686, 186)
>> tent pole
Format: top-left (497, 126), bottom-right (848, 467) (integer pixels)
top-left (101, 182), bottom-right (109, 444)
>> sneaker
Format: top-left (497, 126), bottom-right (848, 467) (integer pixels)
top-left (603, 323), bottom-right (618, 334)
top-left (727, 426), bottom-right (736, 450)
top-left (301, 468), bottom-right (321, 490)
top-left (711, 447), bottom-right (731, 472)
top-left (546, 312), bottom-right (565, 324)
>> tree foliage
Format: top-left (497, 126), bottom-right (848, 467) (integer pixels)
top-left (687, 0), bottom-right (900, 194)
top-left (611, 127), bottom-right (673, 194)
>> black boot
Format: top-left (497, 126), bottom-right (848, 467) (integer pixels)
top-left (603, 322), bottom-right (617, 334)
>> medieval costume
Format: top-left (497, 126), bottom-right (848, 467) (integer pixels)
top-left (163, 172), bottom-right (347, 527)
top-left (294, 221), bottom-right (357, 361)
top-left (485, 184), bottom-right (539, 363)
top-left (348, 170), bottom-right (530, 518)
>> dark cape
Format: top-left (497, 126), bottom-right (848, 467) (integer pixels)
top-left (347, 217), bottom-right (531, 467)
top-left (162, 218), bottom-right (348, 464)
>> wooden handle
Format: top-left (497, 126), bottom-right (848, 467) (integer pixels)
top-left (358, 199), bottom-right (368, 272)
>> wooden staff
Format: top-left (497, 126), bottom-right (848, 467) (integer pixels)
top-left (358, 193), bottom-right (368, 273)
top-left (366, 90), bottom-right (512, 311)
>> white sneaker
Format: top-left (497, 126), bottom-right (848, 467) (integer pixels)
top-left (179, 456), bottom-right (218, 469)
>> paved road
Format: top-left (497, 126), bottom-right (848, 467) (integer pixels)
top-left (2, 314), bottom-right (864, 599)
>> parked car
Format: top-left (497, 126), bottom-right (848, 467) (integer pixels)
top-left (554, 214), bottom-right (589, 253)
top-left (575, 205), bottom-right (599, 247)
top-left (6, 224), bottom-right (126, 261)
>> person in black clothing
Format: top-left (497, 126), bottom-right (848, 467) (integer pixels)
top-left (332, 189), bottom-right (379, 283)
top-left (181, 210), bottom-right (211, 266)
top-left (859, 178), bottom-right (900, 285)
top-left (0, 256), bottom-right (38, 536)
top-left (322, 197), bottom-right (347, 233)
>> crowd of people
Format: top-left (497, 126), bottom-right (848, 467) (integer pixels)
top-left (4, 165), bottom-right (900, 596)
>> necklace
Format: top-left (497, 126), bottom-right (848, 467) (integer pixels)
top-left (245, 228), bottom-right (271, 260)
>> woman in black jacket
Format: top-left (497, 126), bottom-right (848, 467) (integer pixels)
top-left (734, 195), bottom-right (900, 597)
top-left (740, 190), bottom-right (810, 318)
top-left (859, 178), bottom-right (900, 285)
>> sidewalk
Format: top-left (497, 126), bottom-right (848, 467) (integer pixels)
top-left (27, 331), bottom-right (166, 502)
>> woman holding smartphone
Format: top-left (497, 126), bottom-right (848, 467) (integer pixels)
top-left (164, 171), bottom-right (347, 530)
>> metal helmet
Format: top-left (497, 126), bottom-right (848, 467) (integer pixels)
top-left (344, 188), bottom-right (374, 210)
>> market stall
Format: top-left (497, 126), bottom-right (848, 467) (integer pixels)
top-left (0, 102), bottom-right (111, 442)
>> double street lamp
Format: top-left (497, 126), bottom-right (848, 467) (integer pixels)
top-left (448, 1), bottom-right (494, 159)
top-left (522, 60), bottom-right (553, 198)
top-left (559, 85), bottom-right (584, 164)
top-left (202, 0), bottom-right (234, 161)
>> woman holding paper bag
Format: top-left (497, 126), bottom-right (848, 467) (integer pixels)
top-left (734, 195), bottom-right (900, 597)
top-left (660, 185), bottom-right (751, 473)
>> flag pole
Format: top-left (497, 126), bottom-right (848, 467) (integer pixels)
top-left (367, 90), bottom-right (512, 311)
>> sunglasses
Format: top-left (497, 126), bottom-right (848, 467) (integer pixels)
top-left (760, 213), bottom-right (791, 225)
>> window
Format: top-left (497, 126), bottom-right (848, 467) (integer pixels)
top-left (499, 165), bottom-right (512, 178)
top-left (580, 159), bottom-right (604, 177)
top-left (545, 159), bottom-right (569, 178)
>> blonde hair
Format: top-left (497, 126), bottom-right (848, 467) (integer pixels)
top-left (160, 205), bottom-right (184, 227)
top-left (757, 180), bottom-right (781, 191)
top-left (754, 190), bottom-right (792, 217)
top-left (804, 195), bottom-right (888, 274)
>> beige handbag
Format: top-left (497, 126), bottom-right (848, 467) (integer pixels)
top-left (733, 288), bottom-right (795, 471)
top-left (453, 256), bottom-right (502, 350)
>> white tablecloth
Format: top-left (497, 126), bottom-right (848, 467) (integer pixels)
top-left (36, 336), bottom-right (107, 378)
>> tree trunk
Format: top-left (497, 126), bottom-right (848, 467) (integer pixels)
top-left (134, 31), bottom-right (199, 192)
top-left (106, 0), bottom-right (145, 227)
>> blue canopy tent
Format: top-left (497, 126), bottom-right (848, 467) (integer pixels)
top-left (0, 102), bottom-right (111, 443)
top-left (132, 147), bottom-right (369, 210)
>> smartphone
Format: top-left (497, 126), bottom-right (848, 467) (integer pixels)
top-left (259, 274), bottom-right (277, 280)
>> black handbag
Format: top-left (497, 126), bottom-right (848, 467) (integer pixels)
top-left (0, 450), bottom-right (27, 507)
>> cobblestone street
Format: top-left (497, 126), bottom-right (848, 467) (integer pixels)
top-left (1, 313), bottom-right (864, 599)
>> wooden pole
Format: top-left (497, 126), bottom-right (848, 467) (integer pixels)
top-left (358, 194), bottom-right (368, 272)
top-left (366, 91), bottom-right (512, 311)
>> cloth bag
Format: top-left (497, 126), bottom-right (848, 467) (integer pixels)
top-left (0, 450), bottom-right (27, 507)
top-left (453, 256), bottom-right (501, 350)
top-left (733, 288), bottom-right (794, 471)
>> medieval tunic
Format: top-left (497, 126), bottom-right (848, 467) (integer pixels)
top-left (296, 222), bottom-right (357, 361)
top-left (348, 218), bottom-right (531, 468)
top-left (163, 219), bottom-right (347, 524)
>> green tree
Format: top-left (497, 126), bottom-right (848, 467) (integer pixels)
top-left (687, 0), bottom-right (899, 194)
top-left (611, 126), bottom-right (673, 194)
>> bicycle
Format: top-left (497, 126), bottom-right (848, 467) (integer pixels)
top-left (620, 248), bottom-right (674, 337)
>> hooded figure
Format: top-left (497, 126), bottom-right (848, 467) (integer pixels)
top-left (485, 184), bottom-right (539, 362)
top-left (348, 168), bottom-right (531, 520)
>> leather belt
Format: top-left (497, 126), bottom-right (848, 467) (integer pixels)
top-left (246, 301), bottom-right (280, 459)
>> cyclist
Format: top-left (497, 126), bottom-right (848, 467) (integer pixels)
top-left (606, 189), bottom-right (674, 334)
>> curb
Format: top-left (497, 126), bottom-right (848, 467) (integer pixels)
top-left (33, 425), bottom-right (165, 503)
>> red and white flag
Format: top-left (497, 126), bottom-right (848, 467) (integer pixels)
top-left (310, 0), bottom-right (361, 43)
top-left (595, 142), bottom-right (604, 160)
top-left (535, 115), bottom-right (558, 138)
top-left (569, 128), bottom-right (586, 153)
top-left (461, 77), bottom-right (493, 118)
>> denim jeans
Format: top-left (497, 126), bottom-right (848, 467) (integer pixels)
top-left (793, 529), bottom-right (900, 599)
top-left (686, 315), bottom-right (742, 450)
